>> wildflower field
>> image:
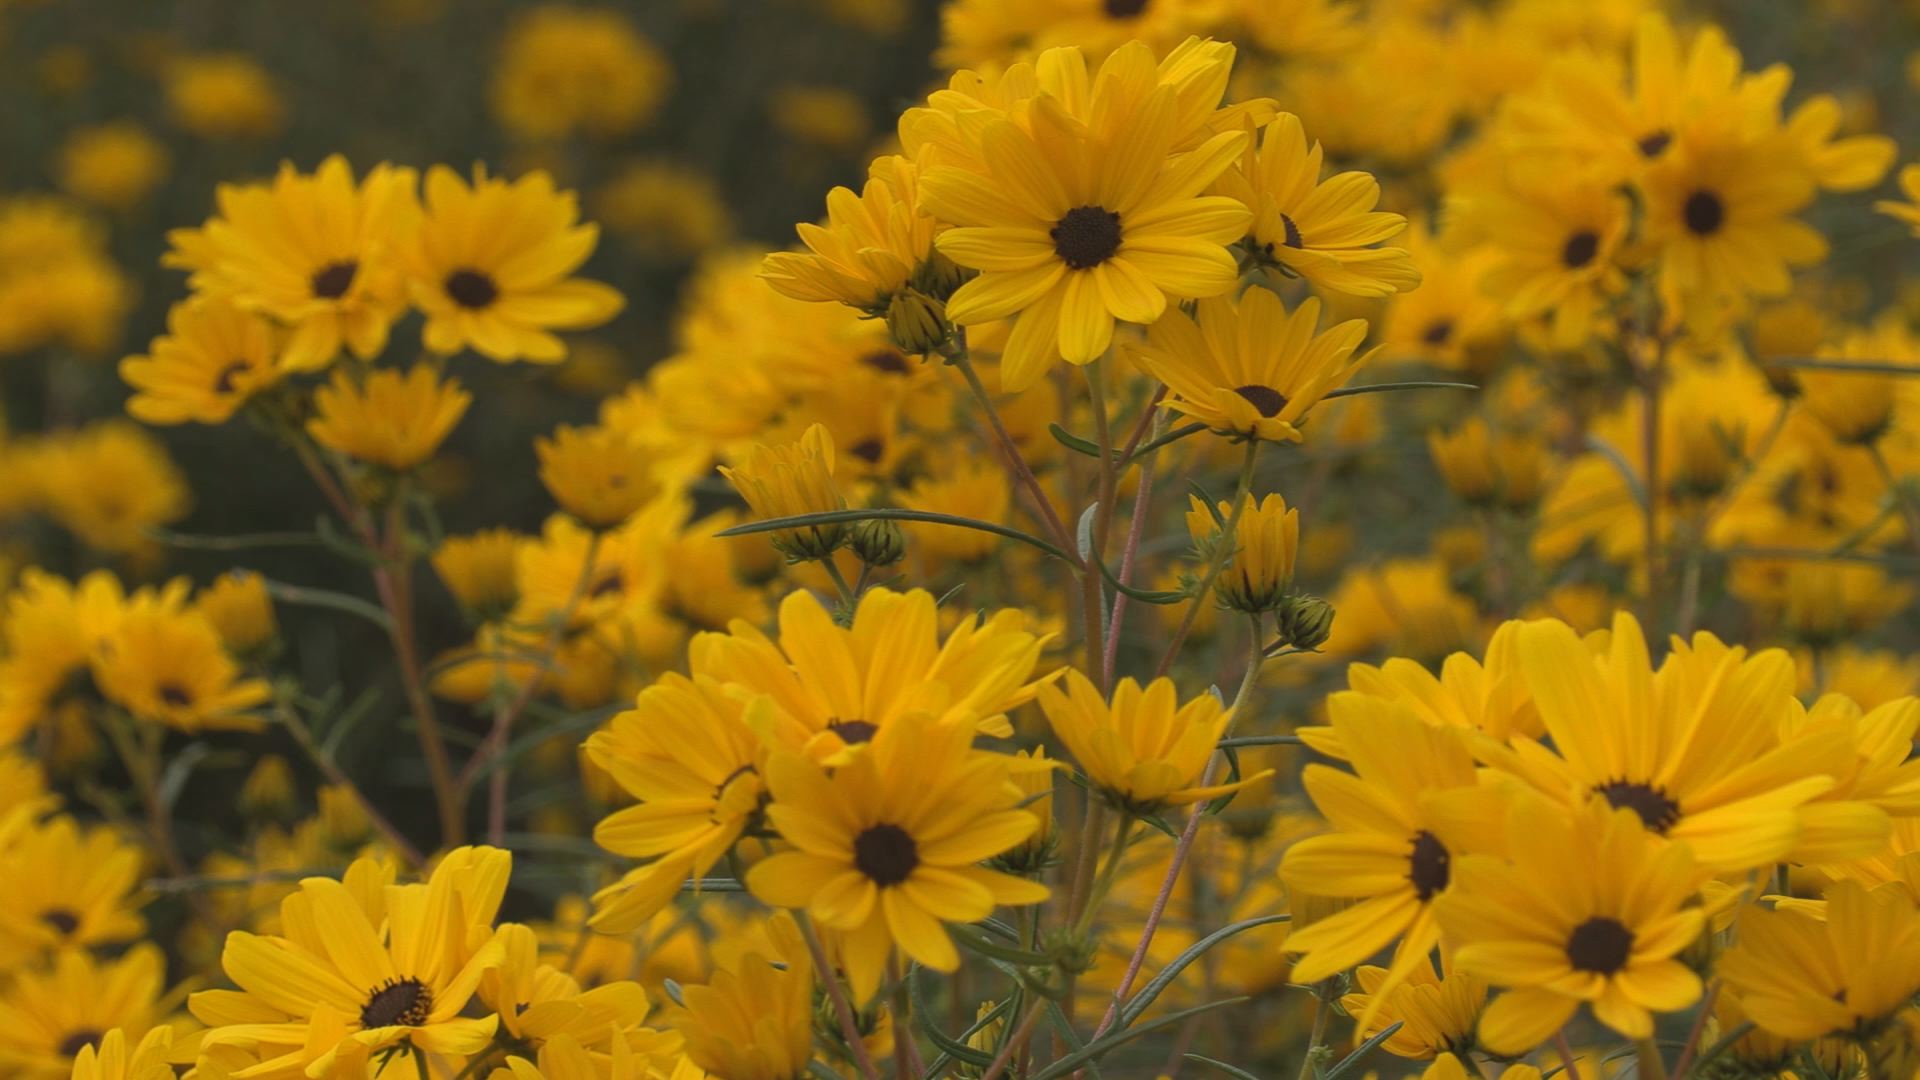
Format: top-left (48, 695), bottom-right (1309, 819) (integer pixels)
top-left (9, 0), bottom-right (1920, 1078)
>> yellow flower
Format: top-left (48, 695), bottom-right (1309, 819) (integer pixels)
top-left (897, 459), bottom-right (1010, 564)
top-left (1321, 557), bottom-right (1483, 663)
top-left (120, 295), bottom-right (284, 426)
top-left (747, 715), bottom-right (1048, 1003)
top-left (1216, 113), bottom-right (1420, 297)
top-left (56, 123), bottom-right (169, 211)
top-left (32, 422), bottom-right (190, 556)
top-left (1435, 799), bottom-right (1707, 1054)
top-left (0, 195), bottom-right (132, 355)
top-left (1454, 173), bottom-right (1629, 349)
top-left (0, 945), bottom-right (172, 1080)
top-left (1128, 289), bottom-right (1375, 445)
top-left (595, 160), bottom-right (734, 260)
top-left (406, 166), bottom-right (624, 364)
top-left (238, 754), bottom-right (298, 819)
top-left (1720, 880), bottom-right (1920, 1040)
top-left (1038, 669), bottom-right (1266, 814)
top-left (307, 365), bottom-right (471, 470)
top-left (1422, 1054), bottom-right (1538, 1080)
top-left (586, 673), bottom-right (770, 933)
top-left (1875, 162), bottom-right (1920, 237)
top-left (1186, 492), bottom-right (1299, 614)
top-left (678, 911), bottom-right (814, 1080)
top-left (718, 423), bottom-right (848, 561)
top-left (0, 815), bottom-right (145, 966)
top-left (192, 848), bottom-right (511, 1075)
top-left (91, 606), bottom-right (269, 732)
top-left (536, 424), bottom-right (658, 528)
top-left (1283, 698), bottom-right (1502, 1021)
top-left (492, 6), bottom-right (670, 140)
top-left (164, 53), bottom-right (284, 138)
top-left (1342, 960), bottom-right (1488, 1061)
top-left (477, 925), bottom-right (669, 1059)
top-left (769, 86), bottom-right (871, 151)
top-left (0, 570), bottom-right (134, 743)
top-left (192, 570), bottom-right (277, 655)
top-left (694, 586), bottom-right (1051, 762)
top-left (432, 529), bottom-right (526, 619)
top-left (762, 155), bottom-right (940, 314)
top-left (1426, 418), bottom-right (1551, 509)
top-left (920, 45), bottom-right (1251, 390)
top-left (165, 156), bottom-right (418, 369)
top-left (68, 1027), bottom-right (175, 1080)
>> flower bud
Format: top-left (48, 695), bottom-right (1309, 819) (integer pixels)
top-left (850, 518), bottom-right (906, 567)
top-left (885, 288), bottom-right (950, 355)
top-left (1276, 594), bottom-right (1335, 651)
top-left (912, 248), bottom-right (967, 300)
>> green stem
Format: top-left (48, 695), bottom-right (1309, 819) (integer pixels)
top-left (1155, 440), bottom-right (1261, 677)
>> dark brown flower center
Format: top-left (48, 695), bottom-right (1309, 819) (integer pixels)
top-left (849, 438), bottom-right (885, 464)
top-left (1561, 230), bottom-right (1600, 269)
top-left (861, 349), bottom-right (912, 375)
top-left (1052, 206), bottom-right (1122, 270)
top-left (214, 360), bottom-right (251, 394)
top-left (362, 977), bottom-right (434, 1028)
top-left (1280, 212), bottom-right (1304, 249)
top-left (1566, 916), bottom-right (1635, 974)
top-left (159, 683), bottom-right (193, 708)
top-left (311, 260), bottom-right (359, 300)
top-left (828, 720), bottom-right (878, 745)
top-left (853, 823), bottom-right (919, 886)
top-left (1233, 384), bottom-right (1288, 419)
top-left (41, 909), bottom-right (80, 935)
top-left (713, 763), bottom-right (757, 801)
top-left (1104, 0), bottom-right (1149, 16)
top-left (1637, 130), bottom-right (1672, 158)
top-left (1683, 190), bottom-right (1725, 236)
top-left (1422, 319), bottom-right (1454, 346)
top-left (1407, 830), bottom-right (1450, 900)
top-left (445, 268), bottom-right (499, 309)
top-left (59, 1030), bottom-right (104, 1058)
top-left (1594, 780), bottom-right (1681, 834)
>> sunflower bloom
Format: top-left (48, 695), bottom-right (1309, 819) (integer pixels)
top-left (679, 911), bottom-right (814, 1080)
top-left (536, 424), bottom-right (659, 528)
top-left (164, 155), bottom-right (417, 370)
top-left (119, 295), bottom-right (283, 425)
top-left (920, 84), bottom-right (1250, 390)
top-left (68, 1028), bottom-right (175, 1080)
top-left (0, 945), bottom-right (172, 1079)
top-left (307, 365), bottom-right (472, 471)
top-left (719, 423), bottom-right (848, 562)
top-left (90, 607), bottom-right (269, 732)
top-left (748, 714), bottom-right (1048, 1003)
top-left (1038, 669), bottom-right (1267, 814)
top-left (1127, 289), bottom-right (1376, 444)
top-left (762, 154), bottom-right (941, 314)
top-left (1719, 880), bottom-right (1920, 1040)
top-left (405, 166), bottom-right (624, 364)
top-left (0, 816), bottom-right (145, 965)
top-left (1434, 800), bottom-right (1707, 1054)
top-left (1341, 959), bottom-right (1488, 1061)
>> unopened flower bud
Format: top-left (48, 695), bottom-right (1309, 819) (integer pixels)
top-left (913, 249), bottom-right (967, 300)
top-left (1277, 594), bottom-right (1335, 651)
top-left (850, 517), bottom-right (906, 567)
top-left (886, 288), bottom-right (950, 355)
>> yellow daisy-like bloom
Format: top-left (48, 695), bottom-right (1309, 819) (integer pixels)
top-left (1303, 621), bottom-right (1543, 758)
top-left (120, 295), bottom-right (283, 426)
top-left (1216, 113), bottom-right (1420, 297)
top-left (32, 421), bottom-right (190, 556)
top-left (718, 423), bottom-right (848, 562)
top-left (1434, 800), bottom-right (1707, 1054)
top-left (432, 529), bottom-right (525, 620)
top-left (193, 847), bottom-right (510, 1075)
top-left (1282, 698), bottom-right (1502, 1023)
top-left (678, 911), bottom-right (813, 1080)
top-left (1129, 289), bottom-right (1375, 444)
top-left (1341, 959), bottom-right (1488, 1061)
top-left (1457, 175), bottom-right (1629, 349)
top-left (67, 1027), bottom-right (175, 1080)
top-left (0, 945), bottom-right (171, 1080)
top-left (536, 424), bottom-right (658, 528)
top-left (586, 673), bottom-right (770, 933)
top-left (193, 570), bottom-right (277, 656)
top-left (747, 715), bottom-right (1048, 1003)
top-left (164, 155), bottom-right (418, 370)
top-left (695, 586), bottom-right (1050, 763)
top-left (0, 815), bottom-right (145, 965)
top-left (1874, 162), bottom-right (1920, 237)
top-left (405, 166), bottom-right (625, 364)
top-left (477, 925), bottom-right (668, 1059)
top-left (491, 6), bottom-right (670, 141)
top-left (0, 570), bottom-right (133, 743)
top-left (1037, 669), bottom-right (1265, 814)
top-left (897, 459), bottom-right (1010, 564)
top-left (762, 154), bottom-right (939, 313)
top-left (56, 123), bottom-right (170, 212)
top-left (920, 79), bottom-right (1250, 390)
top-left (90, 606), bottom-right (270, 732)
top-left (1426, 419), bottom-right (1551, 510)
top-left (1185, 492), bottom-right (1299, 614)
top-left (1488, 613), bottom-right (1839, 872)
top-left (1720, 880), bottom-right (1920, 1040)
top-left (163, 53), bottom-right (284, 139)
top-left (1422, 1053), bottom-right (1538, 1080)
top-left (307, 365), bottom-right (471, 471)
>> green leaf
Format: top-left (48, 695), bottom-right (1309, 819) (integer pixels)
top-left (1218, 735), bottom-right (1304, 748)
top-left (1049, 422), bottom-right (1109, 459)
top-left (1077, 503), bottom-right (1099, 561)
top-left (951, 924), bottom-right (1056, 966)
top-left (806, 1063), bottom-right (851, 1080)
top-left (147, 528), bottom-right (326, 552)
top-left (1324, 380), bottom-right (1478, 400)
top-left (1120, 916), bottom-right (1290, 1027)
top-left (1763, 356), bottom-right (1920, 376)
top-left (1129, 421), bottom-right (1209, 462)
top-left (716, 508), bottom-right (1076, 565)
top-left (1583, 434), bottom-right (1649, 511)
top-left (913, 970), bottom-right (1001, 1069)
top-left (1045, 999), bottom-right (1104, 1079)
top-left (1185, 1055), bottom-right (1264, 1080)
top-left (1187, 480), bottom-right (1224, 522)
top-left (1322, 1021), bottom-right (1406, 1080)
top-left (314, 515), bottom-right (386, 567)
top-left (1096, 555), bottom-right (1186, 604)
top-left (263, 579), bottom-right (394, 633)
top-left (1029, 998), bottom-right (1250, 1080)
top-left (662, 979), bottom-right (685, 1007)
top-left (157, 742), bottom-right (213, 812)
